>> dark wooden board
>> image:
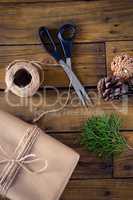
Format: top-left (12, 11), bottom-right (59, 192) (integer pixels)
top-left (0, 0), bottom-right (132, 44)
top-left (1, 178), bottom-right (133, 200)
top-left (0, 0), bottom-right (75, 2)
top-left (62, 179), bottom-right (133, 200)
top-left (114, 131), bottom-right (133, 178)
top-left (0, 0), bottom-right (78, 2)
top-left (0, 90), bottom-right (132, 132)
top-left (0, 1), bottom-right (133, 200)
top-left (51, 132), bottom-right (112, 179)
top-left (0, 43), bottom-right (105, 88)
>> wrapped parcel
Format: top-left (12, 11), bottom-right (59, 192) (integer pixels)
top-left (0, 110), bottom-right (79, 200)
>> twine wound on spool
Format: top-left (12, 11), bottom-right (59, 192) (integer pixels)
top-left (5, 60), bottom-right (44, 97)
top-left (5, 59), bottom-right (71, 122)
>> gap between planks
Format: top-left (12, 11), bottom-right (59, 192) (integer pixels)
top-left (0, 0), bottom-right (97, 3)
top-left (62, 178), bottom-right (133, 200)
top-left (1, 178), bottom-right (133, 200)
top-left (0, 89), bottom-right (132, 131)
top-left (0, 42), bottom-right (106, 88)
top-left (0, 0), bottom-right (133, 44)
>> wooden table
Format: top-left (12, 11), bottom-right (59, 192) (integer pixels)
top-left (0, 0), bottom-right (133, 199)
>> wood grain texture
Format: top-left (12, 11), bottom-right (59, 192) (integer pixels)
top-left (0, 1), bottom-right (133, 200)
top-left (0, 90), bottom-right (132, 132)
top-left (0, 0), bottom-right (133, 44)
top-left (105, 40), bottom-right (133, 183)
top-left (114, 131), bottom-right (133, 178)
top-left (0, 43), bottom-right (105, 88)
top-left (50, 132), bottom-right (112, 179)
top-left (106, 41), bottom-right (133, 75)
top-left (1, 178), bottom-right (133, 200)
top-left (0, 0), bottom-right (77, 2)
top-left (62, 179), bottom-right (133, 200)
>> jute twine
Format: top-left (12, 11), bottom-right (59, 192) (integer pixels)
top-left (5, 60), bottom-right (71, 122)
top-left (0, 126), bottom-right (48, 197)
top-left (5, 60), bottom-right (44, 98)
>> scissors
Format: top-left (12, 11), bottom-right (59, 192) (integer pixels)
top-left (39, 24), bottom-right (92, 106)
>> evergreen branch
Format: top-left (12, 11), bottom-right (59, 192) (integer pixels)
top-left (80, 114), bottom-right (127, 158)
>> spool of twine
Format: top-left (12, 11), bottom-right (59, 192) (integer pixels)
top-left (5, 60), bottom-right (44, 97)
top-left (5, 59), bottom-right (71, 122)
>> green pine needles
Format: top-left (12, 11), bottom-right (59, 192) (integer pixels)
top-left (80, 114), bottom-right (127, 158)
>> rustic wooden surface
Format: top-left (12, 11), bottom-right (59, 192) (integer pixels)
top-left (0, 0), bottom-right (133, 199)
top-left (0, 43), bottom-right (106, 88)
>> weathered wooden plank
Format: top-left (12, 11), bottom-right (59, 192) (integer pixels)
top-left (0, 0), bottom-right (132, 44)
top-left (1, 179), bottom-right (133, 200)
top-left (50, 133), bottom-right (112, 179)
top-left (106, 41), bottom-right (133, 75)
top-left (0, 89), bottom-right (132, 131)
top-left (0, 43), bottom-right (105, 89)
top-left (0, 0), bottom-right (78, 2)
top-left (62, 179), bottom-right (133, 200)
top-left (114, 131), bottom-right (133, 178)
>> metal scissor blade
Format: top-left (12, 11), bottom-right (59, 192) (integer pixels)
top-left (75, 89), bottom-right (86, 106)
top-left (80, 87), bottom-right (93, 105)
top-left (66, 57), bottom-right (71, 69)
top-left (69, 70), bottom-right (92, 105)
top-left (59, 60), bottom-right (92, 106)
top-left (65, 58), bottom-right (89, 106)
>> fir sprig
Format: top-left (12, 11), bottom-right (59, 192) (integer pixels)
top-left (80, 114), bottom-right (127, 158)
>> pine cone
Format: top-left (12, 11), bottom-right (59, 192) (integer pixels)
top-left (97, 76), bottom-right (123, 101)
top-left (111, 54), bottom-right (133, 80)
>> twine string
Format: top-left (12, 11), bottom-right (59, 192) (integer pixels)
top-left (5, 60), bottom-right (45, 97)
top-left (0, 152), bottom-right (48, 174)
top-left (33, 81), bottom-right (71, 122)
top-left (0, 126), bottom-right (48, 196)
top-left (5, 59), bottom-right (72, 123)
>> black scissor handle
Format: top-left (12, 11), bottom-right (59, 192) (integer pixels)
top-left (39, 27), bottom-right (60, 61)
top-left (58, 24), bottom-right (76, 58)
top-left (59, 24), bottom-right (76, 41)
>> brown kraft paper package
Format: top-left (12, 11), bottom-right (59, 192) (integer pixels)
top-left (0, 110), bottom-right (79, 200)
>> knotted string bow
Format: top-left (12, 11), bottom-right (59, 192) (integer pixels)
top-left (0, 126), bottom-right (48, 197)
top-left (0, 145), bottom-right (48, 174)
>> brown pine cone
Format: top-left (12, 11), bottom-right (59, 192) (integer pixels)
top-left (97, 76), bottom-right (123, 101)
top-left (111, 54), bottom-right (133, 80)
